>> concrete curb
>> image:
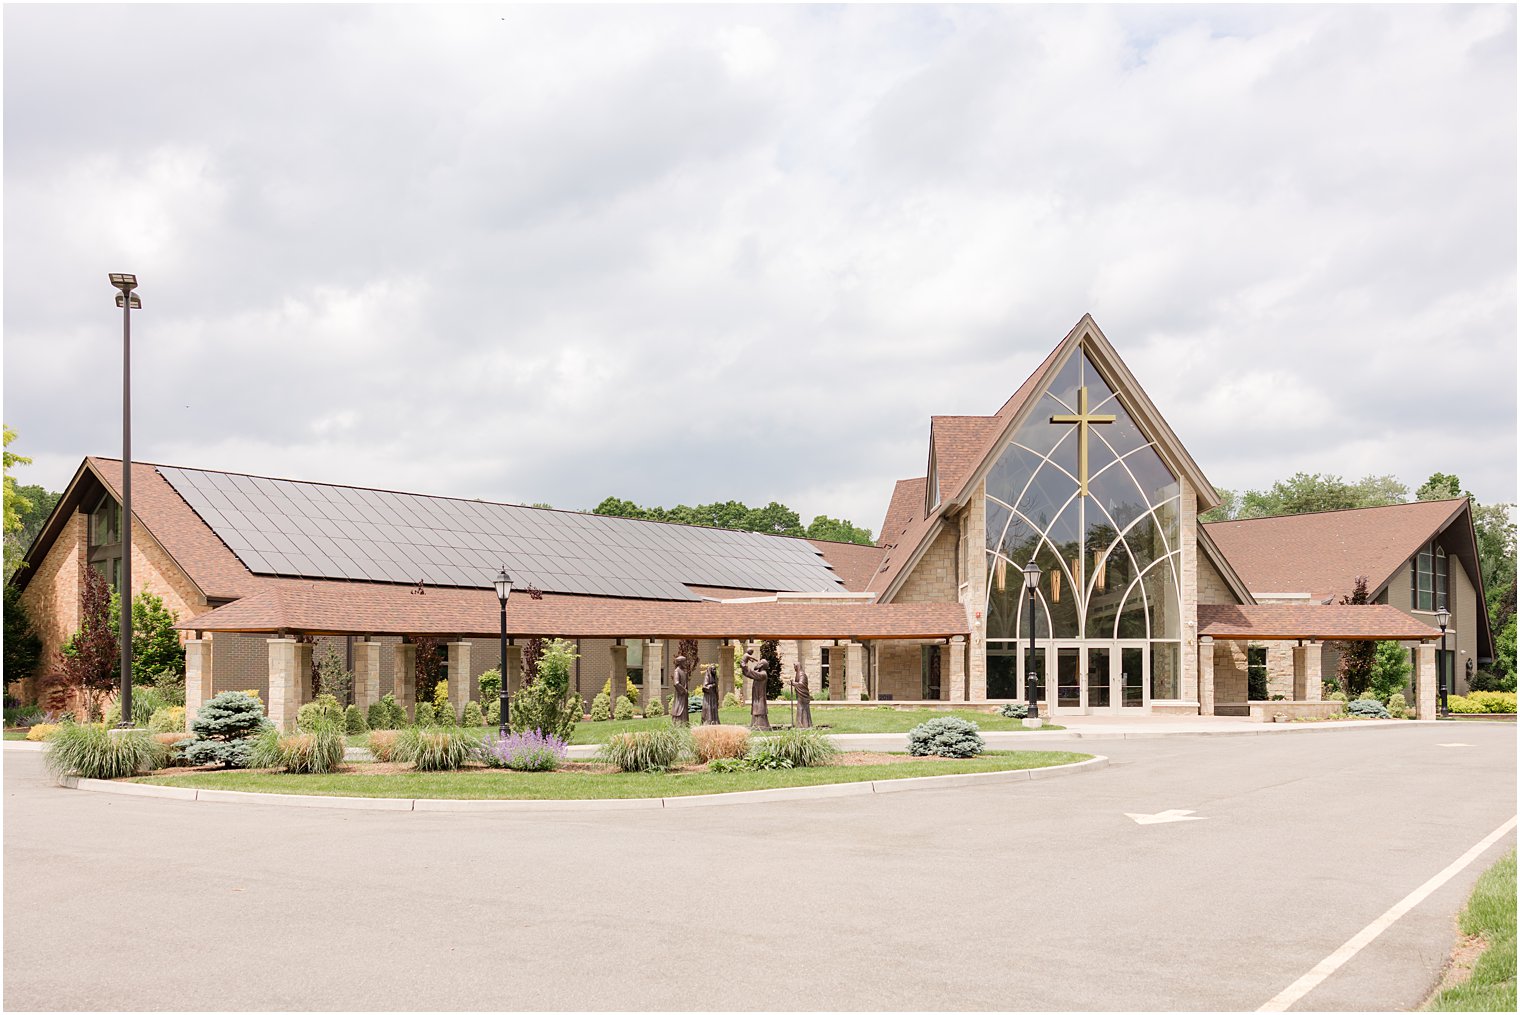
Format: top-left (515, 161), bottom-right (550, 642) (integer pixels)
top-left (52, 754), bottom-right (1109, 813)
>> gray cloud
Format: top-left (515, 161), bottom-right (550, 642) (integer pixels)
top-left (4, 4), bottom-right (1515, 536)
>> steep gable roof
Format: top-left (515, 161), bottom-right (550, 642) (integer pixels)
top-left (929, 416), bottom-right (1000, 512)
top-left (877, 478), bottom-right (927, 548)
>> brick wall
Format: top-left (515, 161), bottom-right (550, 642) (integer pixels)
top-left (18, 512), bottom-right (87, 672)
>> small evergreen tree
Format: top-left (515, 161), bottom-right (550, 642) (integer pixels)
top-left (434, 700), bottom-right (458, 727)
top-left (644, 695), bottom-right (665, 718)
top-left (478, 668), bottom-right (501, 703)
top-left (414, 701), bottom-right (437, 727)
top-left (367, 700), bottom-right (389, 730)
top-left (461, 700), bottom-right (484, 727)
top-left (183, 691), bottom-right (268, 768)
top-left (312, 644), bottom-right (352, 705)
top-left (613, 695), bottom-right (635, 720)
top-left (344, 704), bottom-right (368, 734)
top-left (589, 690), bottom-right (612, 722)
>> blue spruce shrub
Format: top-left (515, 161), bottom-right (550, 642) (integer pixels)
top-left (1347, 699), bottom-right (1391, 719)
top-left (183, 690), bottom-right (270, 768)
top-left (907, 717), bottom-right (986, 758)
top-left (998, 702), bottom-right (1029, 719)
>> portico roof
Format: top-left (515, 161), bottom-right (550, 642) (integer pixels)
top-left (1197, 603), bottom-right (1440, 641)
top-left (174, 578), bottom-right (971, 640)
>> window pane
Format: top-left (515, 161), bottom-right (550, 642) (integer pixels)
top-left (1150, 642), bottom-right (1180, 699)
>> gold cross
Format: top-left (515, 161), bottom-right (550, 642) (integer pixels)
top-left (1049, 386), bottom-right (1115, 496)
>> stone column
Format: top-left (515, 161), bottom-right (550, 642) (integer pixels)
top-left (610, 643), bottom-right (629, 703)
top-left (969, 632), bottom-right (988, 702)
top-left (184, 636), bottom-right (213, 731)
top-left (353, 639), bottom-right (381, 710)
top-left (948, 636), bottom-right (967, 702)
top-left (1415, 641), bottom-right (1438, 719)
top-left (718, 642), bottom-right (736, 701)
top-left (645, 639), bottom-right (665, 709)
top-left (267, 637), bottom-right (301, 731)
top-left (447, 640), bottom-right (472, 719)
top-left (1198, 636), bottom-right (1215, 716)
top-left (1303, 641), bottom-right (1323, 702)
top-left (803, 640), bottom-right (824, 696)
top-left (393, 642), bottom-right (417, 715)
top-left (844, 642), bottom-right (865, 702)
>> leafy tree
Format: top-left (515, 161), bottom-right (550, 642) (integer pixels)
top-left (412, 637), bottom-right (445, 704)
top-left (107, 587), bottom-right (186, 683)
top-left (1490, 617), bottom-right (1516, 685)
top-left (1207, 473), bottom-right (1409, 521)
top-left (760, 639), bottom-right (782, 699)
top-left (806, 515), bottom-right (874, 544)
top-left (1334, 576), bottom-right (1376, 698)
top-left (3, 581), bottom-right (42, 692)
top-left (510, 637), bottom-right (581, 740)
top-left (593, 496), bottom-right (873, 545)
top-left (2, 425), bottom-right (31, 538)
top-left (313, 643), bottom-right (352, 705)
top-left (522, 637), bottom-right (544, 687)
top-left (54, 567), bottom-right (120, 719)
top-left (1417, 473), bottom-right (1466, 501)
top-left (1368, 640), bottom-right (1412, 704)
top-left (1472, 501), bottom-right (1517, 636)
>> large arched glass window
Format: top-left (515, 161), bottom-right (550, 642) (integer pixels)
top-left (984, 346), bottom-right (1182, 653)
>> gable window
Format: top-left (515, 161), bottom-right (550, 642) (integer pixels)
top-left (88, 494), bottom-right (124, 591)
top-left (1410, 543), bottom-right (1447, 612)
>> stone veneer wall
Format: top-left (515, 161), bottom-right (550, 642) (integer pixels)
top-left (1179, 484), bottom-right (1198, 702)
top-left (961, 481), bottom-right (988, 700)
top-left (1197, 549), bottom-right (1240, 606)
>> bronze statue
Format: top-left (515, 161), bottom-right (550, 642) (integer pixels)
top-left (743, 649), bottom-right (771, 731)
top-left (790, 661), bottom-right (813, 729)
top-left (670, 654), bottom-right (691, 725)
top-left (701, 664), bottom-right (720, 725)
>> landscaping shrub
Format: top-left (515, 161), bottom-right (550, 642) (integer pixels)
top-left (1387, 692), bottom-right (1410, 719)
top-left (1355, 690), bottom-right (1380, 702)
top-left (1347, 698), bottom-right (1391, 719)
top-left (1448, 692), bottom-right (1519, 714)
top-left (434, 701), bottom-right (458, 727)
top-left (344, 704), bottom-right (368, 734)
top-left (1368, 640), bottom-right (1412, 704)
top-left (691, 724), bottom-right (750, 763)
top-left (5, 704), bottom-right (45, 728)
top-left (613, 696), bottom-right (635, 720)
top-left (45, 724), bottom-right (166, 779)
top-left (314, 645), bottom-right (352, 705)
top-left (395, 727), bottom-right (476, 771)
top-left (152, 730), bottom-right (194, 765)
top-left (462, 700), bottom-right (484, 728)
top-left (148, 706), bottom-right (186, 733)
top-left (296, 694), bottom-right (344, 732)
top-left (739, 742), bottom-right (795, 771)
top-left (485, 697), bottom-right (501, 725)
top-left (366, 729), bottom-right (402, 762)
top-left (599, 727), bottom-right (688, 772)
top-left (182, 690), bottom-right (269, 768)
top-left (250, 723), bottom-right (345, 774)
top-left (688, 693), bottom-right (704, 715)
top-left (589, 691), bottom-right (612, 722)
top-left (413, 701), bottom-right (437, 727)
top-left (479, 668), bottom-right (502, 704)
top-left (998, 702), bottom-right (1029, 719)
top-left (721, 691), bottom-right (739, 709)
top-left (1327, 690), bottom-right (1349, 705)
top-left (26, 723), bottom-right (59, 742)
top-left (367, 693), bottom-right (405, 730)
top-left (751, 727), bottom-right (837, 768)
top-left (644, 696), bottom-right (665, 718)
top-left (1469, 670), bottom-right (1518, 693)
top-left (433, 679), bottom-right (449, 710)
top-left (908, 717), bottom-right (986, 758)
top-left (510, 641), bottom-right (582, 741)
top-left (104, 684), bottom-right (170, 727)
top-left (479, 730), bottom-right (568, 771)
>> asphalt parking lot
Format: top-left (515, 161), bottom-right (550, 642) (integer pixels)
top-left (4, 722), bottom-right (1514, 1011)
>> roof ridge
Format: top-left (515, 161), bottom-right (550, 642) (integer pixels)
top-left (1201, 497), bottom-right (1467, 527)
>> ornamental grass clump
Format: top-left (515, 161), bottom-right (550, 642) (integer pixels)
top-left (907, 717), bottom-right (985, 758)
top-left (395, 727), bottom-right (476, 771)
top-left (479, 730), bottom-right (568, 772)
top-left (691, 724), bottom-right (750, 763)
top-left (366, 729), bottom-right (402, 762)
top-left (599, 727), bottom-right (688, 772)
top-left (45, 723), bottom-right (167, 780)
top-left (249, 722), bottom-right (345, 774)
top-left (751, 726), bottom-right (837, 768)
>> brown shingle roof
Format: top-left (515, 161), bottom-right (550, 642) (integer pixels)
top-left (931, 416), bottom-right (999, 504)
top-left (175, 581), bottom-right (968, 639)
top-left (805, 539), bottom-right (888, 593)
top-left (1203, 499), bottom-right (1468, 601)
top-left (867, 514), bottom-right (942, 596)
top-left (876, 478), bottom-right (926, 548)
top-left (1198, 603), bottom-right (1440, 640)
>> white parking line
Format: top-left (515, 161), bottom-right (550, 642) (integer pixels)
top-left (1257, 814), bottom-right (1518, 1012)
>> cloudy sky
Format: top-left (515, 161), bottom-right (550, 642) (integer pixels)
top-left (5, 4), bottom-right (1515, 534)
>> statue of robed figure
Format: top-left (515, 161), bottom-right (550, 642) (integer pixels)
top-left (743, 649), bottom-right (771, 731)
top-left (670, 655), bottom-right (692, 725)
top-left (701, 664), bottom-right (720, 725)
top-left (789, 661), bottom-right (813, 729)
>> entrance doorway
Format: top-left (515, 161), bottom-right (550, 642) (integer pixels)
top-left (986, 642), bottom-right (1148, 713)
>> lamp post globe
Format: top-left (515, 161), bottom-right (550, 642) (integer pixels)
top-left (1022, 560), bottom-right (1041, 719)
top-left (495, 568), bottom-right (513, 737)
top-left (1436, 606), bottom-right (1451, 717)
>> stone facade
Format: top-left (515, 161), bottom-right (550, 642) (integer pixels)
top-left (895, 526), bottom-right (958, 603)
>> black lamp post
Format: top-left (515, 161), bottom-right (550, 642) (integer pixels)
top-left (1023, 560), bottom-right (1041, 719)
top-left (1436, 606), bottom-right (1451, 717)
top-left (110, 273), bottom-right (140, 728)
top-left (495, 568), bottom-right (513, 737)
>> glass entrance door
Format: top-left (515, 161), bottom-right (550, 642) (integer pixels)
top-left (1121, 646), bottom-right (1146, 708)
top-left (1087, 647), bottom-right (1111, 710)
top-left (1057, 648), bottom-right (1081, 710)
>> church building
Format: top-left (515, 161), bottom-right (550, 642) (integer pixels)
top-left (10, 316), bottom-right (1491, 728)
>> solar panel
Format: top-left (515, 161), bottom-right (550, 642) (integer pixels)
top-left (159, 466), bottom-right (849, 601)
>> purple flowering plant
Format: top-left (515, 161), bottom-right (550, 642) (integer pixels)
top-left (480, 729), bottom-right (568, 772)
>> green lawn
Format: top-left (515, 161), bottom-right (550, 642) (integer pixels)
top-left (1428, 849), bottom-right (1517, 1012)
top-left (133, 749), bottom-right (1091, 800)
top-left (348, 707), bottom-right (1063, 747)
top-left (4, 730), bottom-right (31, 741)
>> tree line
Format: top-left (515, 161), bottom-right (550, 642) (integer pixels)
top-left (591, 496), bottom-right (875, 545)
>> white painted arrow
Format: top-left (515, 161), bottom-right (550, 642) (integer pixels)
top-left (1437, 743), bottom-right (1473, 748)
top-left (1126, 809), bottom-right (1206, 825)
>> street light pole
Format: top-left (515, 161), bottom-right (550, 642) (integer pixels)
top-left (109, 274), bottom-right (140, 728)
top-left (1436, 606), bottom-right (1451, 717)
top-left (1023, 560), bottom-right (1041, 719)
top-left (495, 568), bottom-right (513, 737)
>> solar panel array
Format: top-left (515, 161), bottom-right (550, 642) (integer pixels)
top-left (158, 466), bottom-right (845, 601)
